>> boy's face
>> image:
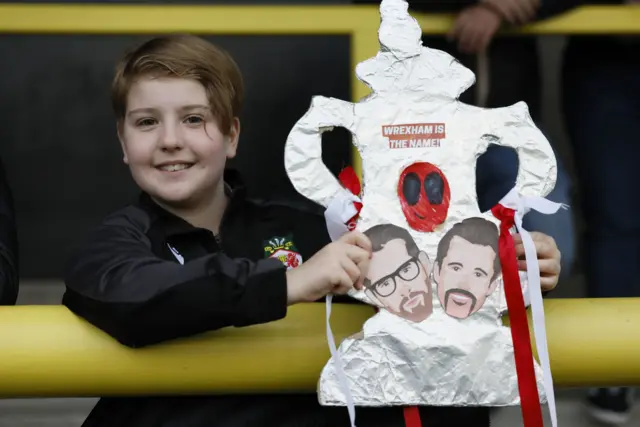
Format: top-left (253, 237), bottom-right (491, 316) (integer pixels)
top-left (119, 77), bottom-right (239, 209)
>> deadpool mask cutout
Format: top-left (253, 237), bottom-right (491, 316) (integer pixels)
top-left (398, 162), bottom-right (451, 232)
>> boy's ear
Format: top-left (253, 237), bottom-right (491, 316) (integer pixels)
top-left (116, 121), bottom-right (128, 164)
top-left (225, 117), bottom-right (240, 159)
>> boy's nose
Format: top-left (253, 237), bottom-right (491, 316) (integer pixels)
top-left (159, 126), bottom-right (183, 150)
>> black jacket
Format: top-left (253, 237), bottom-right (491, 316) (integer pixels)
top-left (0, 156), bottom-right (18, 305)
top-left (63, 170), bottom-right (489, 427)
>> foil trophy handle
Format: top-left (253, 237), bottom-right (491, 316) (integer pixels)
top-left (483, 102), bottom-right (557, 199)
top-left (284, 95), bottom-right (358, 208)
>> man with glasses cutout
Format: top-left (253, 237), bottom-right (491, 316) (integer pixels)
top-left (363, 223), bottom-right (434, 323)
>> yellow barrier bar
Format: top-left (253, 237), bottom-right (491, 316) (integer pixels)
top-left (0, 299), bottom-right (639, 397)
top-left (527, 298), bottom-right (640, 388)
top-left (0, 304), bottom-right (374, 397)
top-left (0, 4), bottom-right (639, 35)
top-left (0, 4), bottom-right (369, 35)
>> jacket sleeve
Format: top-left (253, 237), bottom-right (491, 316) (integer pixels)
top-left (0, 157), bottom-right (18, 306)
top-left (62, 209), bottom-right (289, 348)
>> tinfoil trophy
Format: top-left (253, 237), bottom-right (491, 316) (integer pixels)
top-left (284, 0), bottom-right (560, 423)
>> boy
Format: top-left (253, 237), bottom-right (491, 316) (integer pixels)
top-left (63, 34), bottom-right (561, 427)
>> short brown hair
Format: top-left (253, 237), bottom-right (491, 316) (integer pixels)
top-left (111, 34), bottom-right (244, 134)
top-left (435, 217), bottom-right (501, 282)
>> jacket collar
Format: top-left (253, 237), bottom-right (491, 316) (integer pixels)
top-left (138, 168), bottom-right (246, 238)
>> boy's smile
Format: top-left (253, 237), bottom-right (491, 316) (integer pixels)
top-left (156, 162), bottom-right (194, 173)
top-left (154, 161), bottom-right (196, 181)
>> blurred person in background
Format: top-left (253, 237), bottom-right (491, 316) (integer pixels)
top-left (0, 155), bottom-right (19, 305)
top-left (354, 0), bottom-right (578, 279)
top-left (561, 0), bottom-right (640, 424)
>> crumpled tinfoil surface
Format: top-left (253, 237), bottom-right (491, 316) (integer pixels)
top-left (284, 0), bottom-right (556, 408)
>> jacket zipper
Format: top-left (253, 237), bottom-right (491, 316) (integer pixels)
top-left (215, 184), bottom-right (238, 253)
top-left (214, 233), bottom-right (223, 252)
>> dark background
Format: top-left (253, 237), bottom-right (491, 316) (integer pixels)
top-left (0, 0), bottom-right (356, 278)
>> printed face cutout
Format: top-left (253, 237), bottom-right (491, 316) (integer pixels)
top-left (434, 218), bottom-right (501, 319)
top-left (364, 219), bottom-right (501, 322)
top-left (363, 224), bottom-right (433, 323)
top-left (398, 162), bottom-right (451, 232)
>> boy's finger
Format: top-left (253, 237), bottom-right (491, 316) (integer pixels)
top-left (334, 271), bottom-right (353, 293)
top-left (340, 231), bottom-right (372, 253)
top-left (341, 258), bottom-right (361, 284)
top-left (346, 245), bottom-right (371, 265)
top-left (355, 258), bottom-right (370, 290)
top-left (540, 276), bottom-right (558, 291)
top-left (538, 259), bottom-right (561, 276)
top-left (517, 260), bottom-right (527, 270)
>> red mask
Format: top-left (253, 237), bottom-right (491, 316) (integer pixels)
top-left (398, 162), bottom-right (451, 232)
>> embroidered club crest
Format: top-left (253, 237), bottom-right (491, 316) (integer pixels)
top-left (263, 235), bottom-right (303, 270)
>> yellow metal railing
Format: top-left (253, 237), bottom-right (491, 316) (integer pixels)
top-left (0, 4), bottom-right (639, 395)
top-left (0, 299), bottom-right (640, 397)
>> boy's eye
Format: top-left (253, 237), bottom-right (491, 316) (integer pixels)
top-left (184, 115), bottom-right (204, 125)
top-left (136, 118), bottom-right (157, 127)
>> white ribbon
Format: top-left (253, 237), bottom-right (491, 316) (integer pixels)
top-left (498, 187), bottom-right (568, 427)
top-left (324, 189), bottom-right (362, 241)
top-left (323, 189), bottom-right (362, 427)
top-left (326, 294), bottom-right (357, 427)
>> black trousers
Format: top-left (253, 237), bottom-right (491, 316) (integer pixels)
top-left (81, 394), bottom-right (491, 427)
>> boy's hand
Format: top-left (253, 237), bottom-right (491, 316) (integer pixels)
top-left (513, 232), bottom-right (561, 292)
top-left (447, 5), bottom-right (502, 54)
top-left (481, 0), bottom-right (540, 24)
top-left (285, 231), bottom-right (372, 305)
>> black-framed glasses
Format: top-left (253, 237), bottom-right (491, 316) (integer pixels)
top-left (365, 258), bottom-right (421, 298)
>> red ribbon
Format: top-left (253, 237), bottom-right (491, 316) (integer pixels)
top-left (368, 308), bottom-right (422, 427)
top-left (338, 166), bottom-right (363, 230)
top-left (373, 307), bottom-right (423, 427)
top-left (403, 407), bottom-right (422, 427)
top-left (491, 205), bottom-right (543, 427)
